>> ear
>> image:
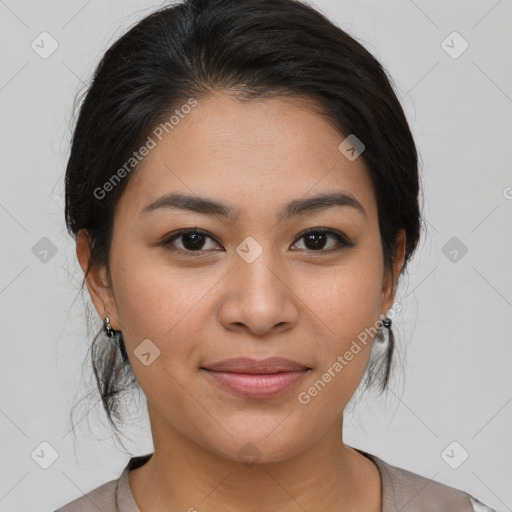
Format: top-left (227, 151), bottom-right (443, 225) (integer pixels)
top-left (76, 229), bottom-right (120, 331)
top-left (380, 228), bottom-right (406, 316)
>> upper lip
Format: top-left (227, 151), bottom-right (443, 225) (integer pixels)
top-left (201, 357), bottom-right (311, 374)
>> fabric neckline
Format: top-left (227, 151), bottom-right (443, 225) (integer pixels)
top-left (117, 447), bottom-right (394, 512)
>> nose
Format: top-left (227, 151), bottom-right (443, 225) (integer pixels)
top-left (218, 244), bottom-right (299, 337)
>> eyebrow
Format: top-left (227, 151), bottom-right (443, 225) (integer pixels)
top-left (140, 191), bottom-right (367, 221)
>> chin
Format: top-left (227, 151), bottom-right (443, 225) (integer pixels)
top-left (201, 427), bottom-right (309, 466)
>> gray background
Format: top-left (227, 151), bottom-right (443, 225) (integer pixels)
top-left (0, 0), bottom-right (511, 511)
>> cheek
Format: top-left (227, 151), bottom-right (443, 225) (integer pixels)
top-left (110, 251), bottom-right (217, 372)
top-left (110, 263), bottom-right (204, 413)
top-left (295, 256), bottom-right (384, 389)
top-left (299, 255), bottom-right (384, 338)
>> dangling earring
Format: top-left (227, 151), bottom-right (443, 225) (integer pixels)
top-left (382, 317), bottom-right (392, 330)
top-left (378, 316), bottom-right (392, 342)
top-left (378, 316), bottom-right (395, 390)
top-left (103, 316), bottom-right (115, 338)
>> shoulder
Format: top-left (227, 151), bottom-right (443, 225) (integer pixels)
top-left (53, 455), bottom-right (148, 512)
top-left (366, 451), bottom-right (497, 512)
top-left (53, 477), bottom-right (119, 512)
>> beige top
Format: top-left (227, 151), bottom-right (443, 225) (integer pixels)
top-left (54, 448), bottom-right (496, 511)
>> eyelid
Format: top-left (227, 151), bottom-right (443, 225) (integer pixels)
top-left (293, 227), bottom-right (351, 244)
top-left (291, 227), bottom-right (354, 252)
top-left (161, 228), bottom-right (222, 254)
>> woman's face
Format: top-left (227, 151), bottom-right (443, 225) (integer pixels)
top-left (80, 92), bottom-right (405, 463)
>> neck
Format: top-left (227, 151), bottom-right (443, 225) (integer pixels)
top-left (129, 404), bottom-right (382, 512)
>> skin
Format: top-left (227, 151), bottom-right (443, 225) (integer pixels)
top-left (77, 91), bottom-right (406, 512)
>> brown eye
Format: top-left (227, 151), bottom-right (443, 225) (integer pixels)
top-left (162, 229), bottom-right (221, 254)
top-left (292, 228), bottom-right (353, 252)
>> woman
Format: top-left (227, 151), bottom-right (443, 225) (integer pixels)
top-left (55, 0), bottom-right (496, 510)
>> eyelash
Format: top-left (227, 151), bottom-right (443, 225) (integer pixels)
top-left (160, 227), bottom-right (354, 256)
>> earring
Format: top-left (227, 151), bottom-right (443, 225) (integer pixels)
top-left (104, 316), bottom-right (115, 338)
top-left (382, 317), bottom-right (392, 329)
top-left (377, 316), bottom-right (392, 343)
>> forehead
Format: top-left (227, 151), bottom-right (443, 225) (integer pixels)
top-left (116, 92), bottom-right (377, 222)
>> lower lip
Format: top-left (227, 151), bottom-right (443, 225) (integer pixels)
top-left (202, 369), bottom-right (310, 398)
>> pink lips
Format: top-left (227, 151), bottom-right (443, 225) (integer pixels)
top-left (201, 357), bottom-right (311, 399)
